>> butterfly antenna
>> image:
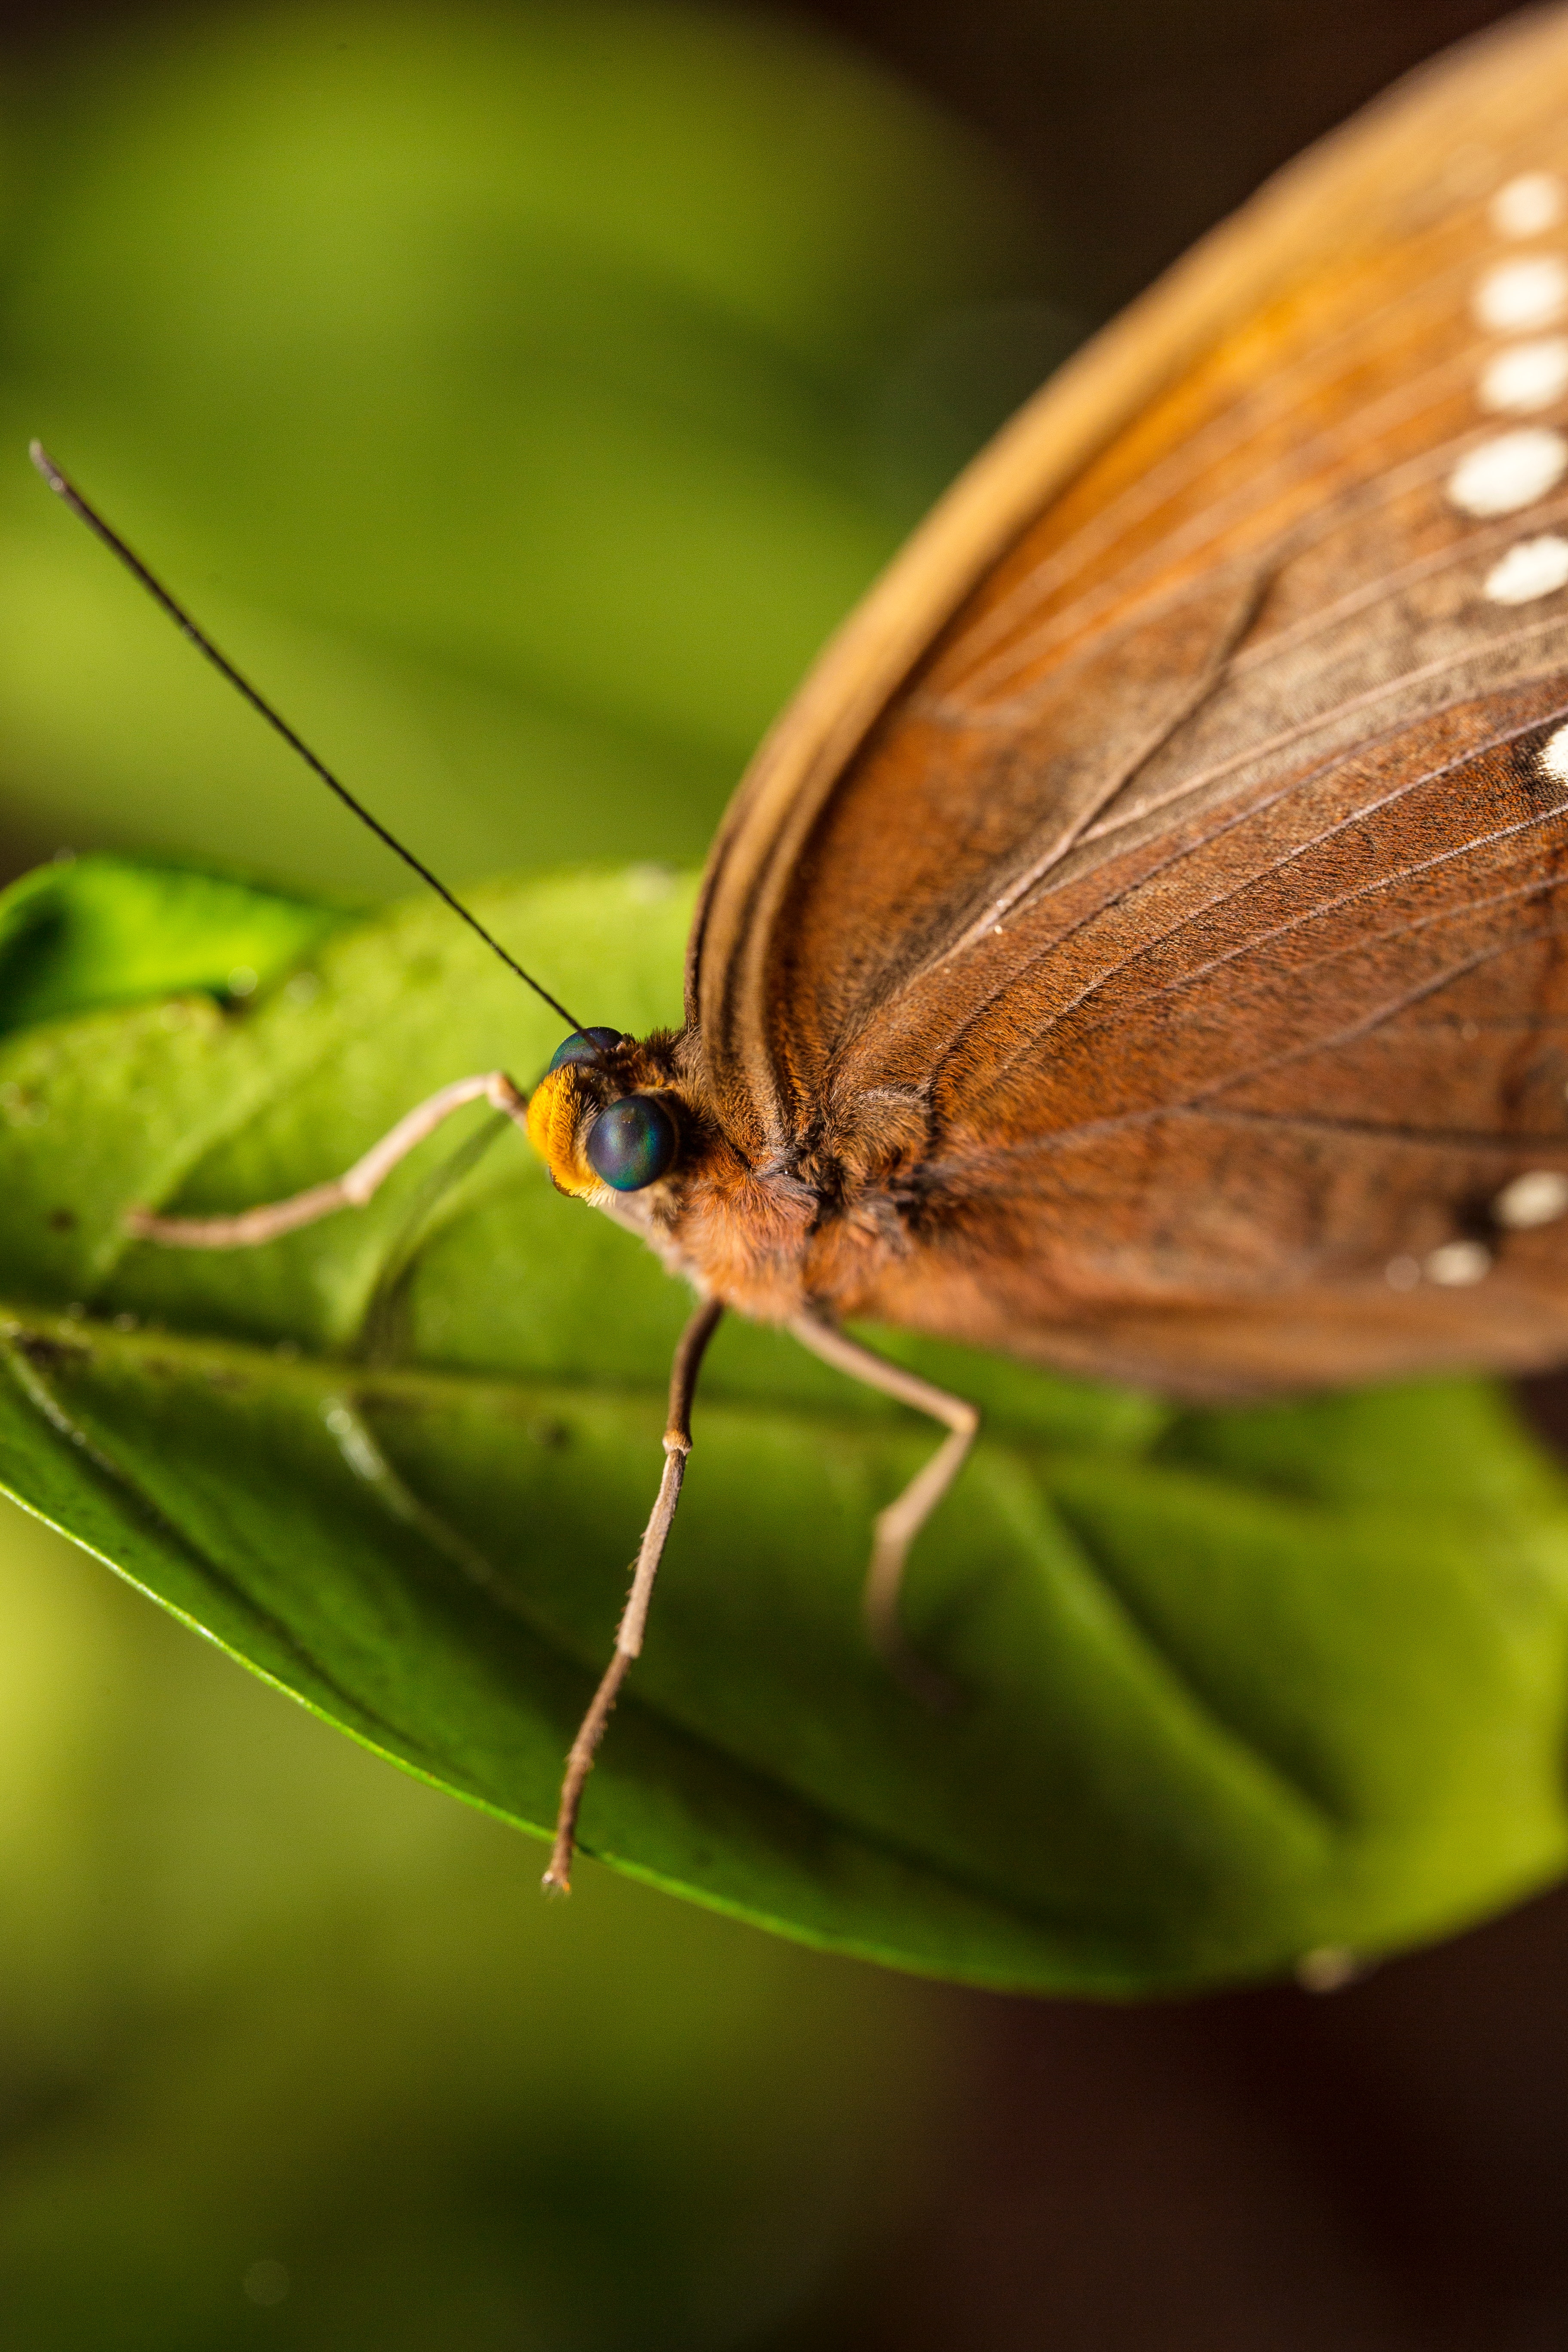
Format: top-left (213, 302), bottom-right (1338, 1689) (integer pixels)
top-left (28, 440), bottom-right (589, 1037)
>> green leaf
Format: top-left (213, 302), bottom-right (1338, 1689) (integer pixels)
top-left (0, 853), bottom-right (349, 1035)
top-left (2, 854), bottom-right (1568, 1994)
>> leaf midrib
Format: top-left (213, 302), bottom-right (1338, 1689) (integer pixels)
top-left (0, 1298), bottom-right (1350, 1945)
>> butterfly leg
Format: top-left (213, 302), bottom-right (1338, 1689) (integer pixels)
top-left (542, 1294), bottom-right (724, 1896)
top-left (124, 1072), bottom-right (530, 1247)
top-left (788, 1316), bottom-right (977, 1709)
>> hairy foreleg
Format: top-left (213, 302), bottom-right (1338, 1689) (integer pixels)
top-left (542, 1295), bottom-right (724, 1895)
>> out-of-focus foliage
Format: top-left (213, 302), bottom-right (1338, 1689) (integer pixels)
top-left (0, 1498), bottom-right (943, 2348)
top-left (5, 854), bottom-right (1568, 1998)
top-left (0, 0), bottom-right (1054, 889)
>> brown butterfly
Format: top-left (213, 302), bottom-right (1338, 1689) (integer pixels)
top-left (35, 4), bottom-right (1568, 1890)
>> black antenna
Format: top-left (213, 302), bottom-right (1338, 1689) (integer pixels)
top-left (29, 440), bottom-right (590, 1039)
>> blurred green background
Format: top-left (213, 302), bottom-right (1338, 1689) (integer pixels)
top-left (0, 0), bottom-right (1062, 891)
top-left (1, 2), bottom-right (1562, 2346)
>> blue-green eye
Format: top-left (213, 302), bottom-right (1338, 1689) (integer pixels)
top-left (547, 1027), bottom-right (625, 1073)
top-left (585, 1094), bottom-right (677, 1191)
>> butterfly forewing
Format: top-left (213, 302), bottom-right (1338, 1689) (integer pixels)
top-left (688, 5), bottom-right (1568, 1394)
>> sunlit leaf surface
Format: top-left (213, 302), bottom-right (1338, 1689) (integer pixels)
top-left (3, 855), bottom-right (1568, 1993)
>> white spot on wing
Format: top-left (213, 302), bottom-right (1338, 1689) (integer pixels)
top-left (1425, 1239), bottom-right (1492, 1286)
top-left (1541, 723), bottom-right (1568, 783)
top-left (1494, 1169), bottom-right (1568, 1228)
top-left (1479, 336), bottom-right (1568, 413)
top-left (1473, 254), bottom-right (1568, 332)
top-left (1449, 428), bottom-right (1568, 516)
top-left (1484, 533), bottom-right (1568, 603)
top-left (1491, 172), bottom-right (1566, 238)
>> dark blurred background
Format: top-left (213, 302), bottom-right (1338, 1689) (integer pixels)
top-left (3, 2), bottom-right (1567, 2346)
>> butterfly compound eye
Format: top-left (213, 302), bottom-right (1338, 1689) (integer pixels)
top-left (547, 1027), bottom-right (627, 1072)
top-left (585, 1095), bottom-right (677, 1191)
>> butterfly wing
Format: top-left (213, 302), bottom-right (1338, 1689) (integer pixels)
top-left (688, 6), bottom-right (1568, 1395)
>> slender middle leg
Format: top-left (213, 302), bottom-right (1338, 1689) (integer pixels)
top-left (788, 1315), bottom-right (979, 1709)
top-left (125, 1072), bottom-right (530, 1247)
top-left (542, 1295), bottom-right (724, 1895)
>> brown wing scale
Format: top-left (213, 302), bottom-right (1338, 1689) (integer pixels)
top-left (679, 5), bottom-right (1568, 1396)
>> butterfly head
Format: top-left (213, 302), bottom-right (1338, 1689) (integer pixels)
top-left (527, 1029), bottom-right (681, 1199)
